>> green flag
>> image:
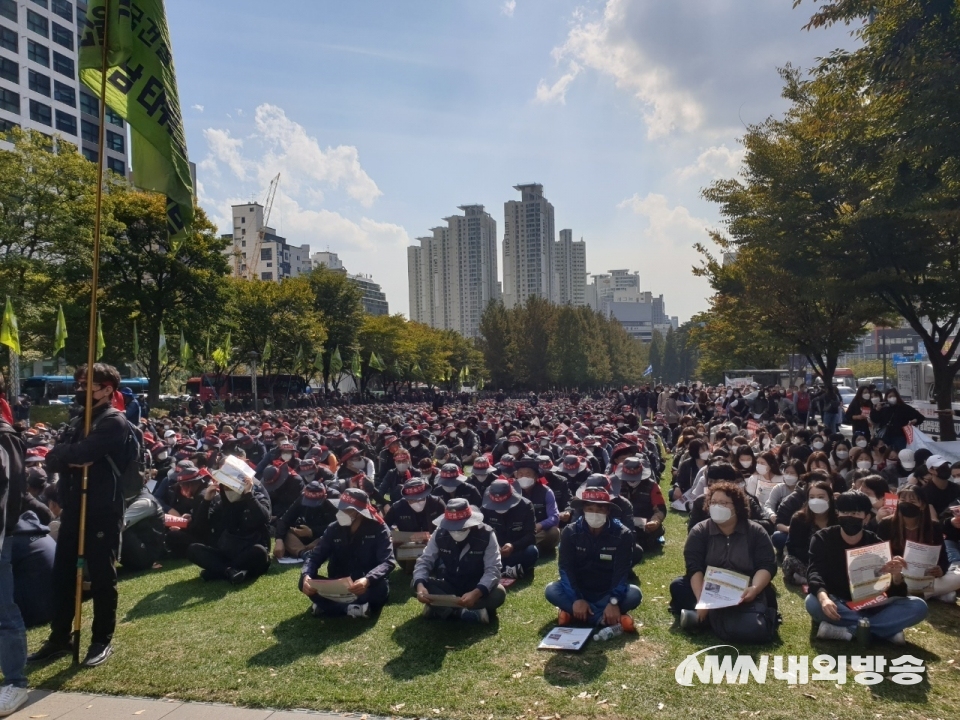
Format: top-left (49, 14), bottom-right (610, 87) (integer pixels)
top-left (369, 351), bottom-right (386, 372)
top-left (78, 1), bottom-right (194, 246)
top-left (329, 346), bottom-right (342, 376)
top-left (313, 349), bottom-right (324, 371)
top-left (205, 332), bottom-right (210, 359)
top-left (262, 337), bottom-right (272, 364)
top-left (392, 360), bottom-right (402, 378)
top-left (477, 377), bottom-right (484, 391)
top-left (295, 344), bottom-right (304, 368)
top-left (158, 321), bottom-right (168, 364)
top-left (351, 353), bottom-right (362, 378)
top-left (133, 320), bottom-right (139, 357)
top-left (412, 362), bottom-right (422, 379)
top-left (96, 312), bottom-right (105, 360)
top-left (463, 365), bottom-right (470, 379)
top-left (179, 328), bottom-right (192, 363)
top-left (1, 297), bottom-right (20, 355)
top-left (54, 304), bottom-right (68, 355)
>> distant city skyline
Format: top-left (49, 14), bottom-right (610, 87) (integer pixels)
top-left (171, 1), bottom-right (856, 323)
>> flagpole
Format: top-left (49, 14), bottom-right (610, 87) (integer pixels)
top-left (73, 0), bottom-right (111, 666)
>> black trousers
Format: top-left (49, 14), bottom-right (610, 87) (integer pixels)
top-left (187, 542), bottom-right (270, 580)
top-left (49, 512), bottom-right (122, 646)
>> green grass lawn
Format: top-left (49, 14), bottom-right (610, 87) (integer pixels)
top-left (26, 464), bottom-right (960, 720)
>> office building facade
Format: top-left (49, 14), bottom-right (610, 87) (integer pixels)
top-left (226, 202), bottom-right (311, 281)
top-left (0, 0), bottom-right (128, 173)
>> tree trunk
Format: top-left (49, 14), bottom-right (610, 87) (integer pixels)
top-left (147, 329), bottom-right (160, 404)
top-left (932, 359), bottom-right (958, 441)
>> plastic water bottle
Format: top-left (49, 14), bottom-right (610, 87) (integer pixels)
top-left (594, 624), bottom-right (623, 642)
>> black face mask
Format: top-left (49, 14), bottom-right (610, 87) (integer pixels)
top-left (898, 502), bottom-right (921, 518)
top-left (839, 516), bottom-right (865, 536)
top-left (937, 467), bottom-right (951, 481)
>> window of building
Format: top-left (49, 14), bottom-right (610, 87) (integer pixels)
top-left (81, 147), bottom-right (96, 162)
top-left (0, 0), bottom-right (16, 22)
top-left (260, 272), bottom-right (272, 281)
top-left (240, 216), bottom-right (245, 223)
top-left (29, 0), bottom-right (48, 8)
top-left (80, 118), bottom-right (97, 142)
top-left (51, 22), bottom-right (72, 50)
top-left (0, 25), bottom-right (16, 52)
top-left (249, 207), bottom-right (254, 212)
top-left (26, 9), bottom-right (48, 37)
top-left (105, 128), bottom-right (123, 152)
top-left (28, 69), bottom-right (50, 96)
top-left (260, 248), bottom-right (272, 261)
top-left (51, 0), bottom-right (72, 23)
top-left (52, 51), bottom-right (73, 77)
top-left (0, 117), bottom-right (18, 134)
top-left (0, 87), bottom-right (18, 113)
top-left (105, 107), bottom-right (123, 127)
top-left (79, 91), bottom-right (97, 116)
top-left (27, 40), bottom-right (49, 67)
top-left (241, 240), bottom-right (246, 247)
top-left (54, 109), bottom-right (75, 135)
top-left (107, 157), bottom-right (125, 174)
top-left (241, 228), bottom-right (245, 235)
top-left (29, 99), bottom-right (51, 126)
top-left (265, 262), bottom-right (272, 268)
top-left (0, 56), bottom-right (16, 83)
top-left (53, 80), bottom-right (74, 106)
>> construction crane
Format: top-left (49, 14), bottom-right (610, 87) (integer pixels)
top-left (235, 173), bottom-right (280, 279)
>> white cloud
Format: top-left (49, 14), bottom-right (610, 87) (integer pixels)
top-left (618, 192), bottom-right (707, 244)
top-left (253, 104), bottom-right (382, 207)
top-left (192, 104), bottom-right (204, 112)
top-left (535, 62), bottom-right (581, 104)
top-left (546, 0), bottom-right (703, 137)
top-left (502, 0), bottom-right (516, 17)
top-left (199, 128), bottom-right (247, 179)
top-left (675, 144), bottom-right (745, 182)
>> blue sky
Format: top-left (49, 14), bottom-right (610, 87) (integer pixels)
top-left (169, 0), bottom-right (855, 322)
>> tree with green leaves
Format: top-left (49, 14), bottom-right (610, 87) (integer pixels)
top-left (477, 300), bottom-right (514, 390)
top-left (308, 266), bottom-right (364, 389)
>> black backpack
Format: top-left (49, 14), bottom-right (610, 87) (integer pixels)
top-left (85, 408), bottom-right (147, 506)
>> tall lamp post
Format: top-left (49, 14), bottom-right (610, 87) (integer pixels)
top-left (248, 351), bottom-right (259, 412)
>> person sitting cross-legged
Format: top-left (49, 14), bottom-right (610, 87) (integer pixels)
top-left (544, 478), bottom-right (641, 631)
top-left (273, 481), bottom-right (339, 561)
top-left (482, 478), bottom-right (539, 580)
top-left (299, 488), bottom-right (396, 619)
top-left (413, 498), bottom-right (506, 624)
top-left (805, 490), bottom-right (929, 644)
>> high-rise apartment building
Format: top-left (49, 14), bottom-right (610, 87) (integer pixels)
top-left (407, 205), bottom-right (498, 338)
top-left (586, 269), bottom-right (641, 315)
top-left (225, 202), bottom-right (311, 281)
top-left (0, 0), bottom-right (129, 174)
top-left (555, 229), bottom-right (587, 306)
top-left (349, 273), bottom-right (389, 316)
top-left (502, 183), bottom-right (556, 309)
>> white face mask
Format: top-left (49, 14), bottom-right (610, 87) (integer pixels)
top-left (517, 476), bottom-right (535, 490)
top-left (887, 397), bottom-right (898, 405)
top-left (709, 505), bottom-right (733, 524)
top-left (156, 451), bottom-right (168, 461)
top-left (783, 474), bottom-right (799, 487)
top-left (540, 439), bottom-right (550, 446)
top-left (584, 511), bottom-right (607, 529)
top-left (856, 440), bottom-right (868, 448)
top-left (857, 461), bottom-right (873, 470)
top-left (699, 452), bottom-right (711, 461)
top-left (739, 458), bottom-right (753, 469)
top-left (349, 459), bottom-right (364, 470)
top-left (807, 498), bottom-right (830, 514)
top-left (410, 440), bottom-right (420, 447)
top-left (442, 484), bottom-right (456, 493)
top-left (281, 453), bottom-right (293, 462)
top-left (408, 499), bottom-right (426, 513)
top-left (812, 441), bottom-right (825, 450)
top-left (395, 463), bottom-right (409, 473)
top-left (791, 438), bottom-right (800, 445)
top-left (336, 510), bottom-right (354, 526)
top-left (836, 450), bottom-right (849, 460)
top-left (508, 445), bottom-right (520, 455)
top-left (448, 529), bottom-right (470, 542)
top-left (224, 488), bottom-right (243, 503)
top-left (756, 463), bottom-right (769, 475)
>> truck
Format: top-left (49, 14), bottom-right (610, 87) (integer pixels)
top-left (895, 361), bottom-right (960, 438)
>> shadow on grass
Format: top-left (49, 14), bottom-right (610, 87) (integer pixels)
top-left (247, 610), bottom-right (375, 668)
top-left (383, 614), bottom-right (500, 680)
top-left (122, 576), bottom-right (232, 621)
top-left (542, 643), bottom-right (610, 686)
top-left (922, 601), bottom-right (960, 635)
top-left (32, 657), bottom-right (85, 692)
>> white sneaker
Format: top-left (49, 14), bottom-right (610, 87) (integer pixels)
top-left (0, 685), bottom-right (29, 718)
top-left (346, 602), bottom-right (370, 619)
top-left (503, 565), bottom-right (523, 580)
top-left (889, 631), bottom-right (906, 645)
top-left (671, 499), bottom-right (689, 513)
top-left (816, 621), bottom-right (853, 642)
top-left (935, 591), bottom-right (957, 604)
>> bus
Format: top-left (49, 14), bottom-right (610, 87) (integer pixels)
top-left (23, 376), bottom-right (149, 405)
top-left (185, 374), bottom-right (306, 402)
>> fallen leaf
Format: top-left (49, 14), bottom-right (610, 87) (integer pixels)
top-left (576, 691), bottom-right (589, 699)
top-left (524, 663), bottom-right (531, 668)
top-left (804, 693), bottom-right (817, 699)
top-left (597, 698), bottom-right (608, 705)
top-left (391, 704), bottom-right (406, 711)
top-left (29, 715), bottom-right (49, 719)
top-left (134, 712), bottom-right (146, 716)
top-left (621, 685), bottom-right (628, 690)
top-left (658, 703), bottom-right (665, 711)
top-left (512, 671), bottom-right (523, 679)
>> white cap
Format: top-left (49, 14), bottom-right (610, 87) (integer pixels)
top-left (898, 448), bottom-right (916, 470)
top-left (926, 454), bottom-right (949, 469)
top-left (163, 429), bottom-right (177, 439)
